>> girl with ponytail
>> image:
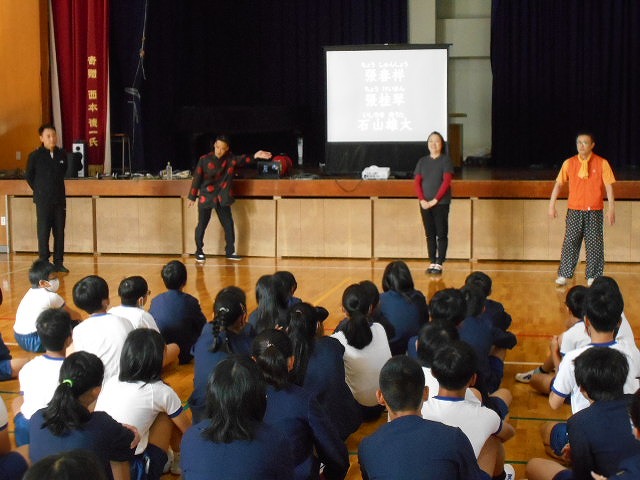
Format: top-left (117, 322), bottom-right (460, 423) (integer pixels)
top-left (190, 286), bottom-right (253, 423)
top-left (253, 329), bottom-right (349, 480)
top-left (248, 275), bottom-right (289, 334)
top-left (29, 352), bottom-right (137, 480)
top-left (331, 284), bottom-right (391, 420)
top-left (278, 303), bottom-right (361, 440)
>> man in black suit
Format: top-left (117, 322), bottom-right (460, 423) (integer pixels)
top-left (25, 124), bottom-right (68, 273)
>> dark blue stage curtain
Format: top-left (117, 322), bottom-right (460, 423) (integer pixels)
top-left (491, 1), bottom-right (640, 168)
top-left (110, 0), bottom-right (407, 172)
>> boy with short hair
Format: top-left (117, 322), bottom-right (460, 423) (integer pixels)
top-left (423, 341), bottom-right (515, 480)
top-left (69, 275), bottom-right (133, 380)
top-left (549, 282), bottom-right (640, 414)
top-left (149, 260), bottom-right (207, 364)
top-left (14, 308), bottom-right (72, 446)
top-left (527, 348), bottom-right (640, 480)
top-left (358, 356), bottom-right (483, 480)
top-left (14, 259), bottom-right (78, 352)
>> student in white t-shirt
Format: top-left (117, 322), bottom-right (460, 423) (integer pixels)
top-left (96, 329), bottom-right (191, 478)
top-left (549, 281), bottom-right (640, 415)
top-left (14, 308), bottom-right (72, 446)
top-left (108, 276), bottom-right (179, 366)
top-left (422, 340), bottom-right (515, 480)
top-left (14, 259), bottom-right (79, 352)
top-left (69, 275), bottom-right (133, 381)
top-left (331, 283), bottom-right (391, 421)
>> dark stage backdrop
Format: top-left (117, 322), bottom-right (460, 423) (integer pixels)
top-left (491, 0), bottom-right (640, 169)
top-left (110, 0), bottom-right (407, 173)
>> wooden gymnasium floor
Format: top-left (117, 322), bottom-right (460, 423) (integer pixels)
top-left (1, 253), bottom-right (640, 479)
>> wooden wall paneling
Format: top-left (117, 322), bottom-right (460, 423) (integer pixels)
top-left (8, 197), bottom-right (37, 252)
top-left (276, 199), bottom-right (306, 257)
top-left (184, 199), bottom-right (276, 257)
top-left (473, 199), bottom-right (524, 260)
top-left (631, 203), bottom-right (640, 262)
top-left (97, 197), bottom-right (182, 254)
top-left (449, 200), bottom-right (472, 259)
top-left (372, 198), bottom-right (427, 259)
top-left (523, 200), bottom-right (554, 260)
top-left (65, 197), bottom-right (94, 253)
top-left (322, 199), bottom-right (371, 258)
top-left (0, 196), bottom-right (8, 249)
top-left (604, 200), bottom-right (631, 262)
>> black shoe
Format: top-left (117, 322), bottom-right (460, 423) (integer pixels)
top-left (195, 252), bottom-right (206, 262)
top-left (54, 264), bottom-right (69, 273)
top-left (226, 253), bottom-right (242, 261)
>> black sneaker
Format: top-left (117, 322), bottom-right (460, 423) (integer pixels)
top-left (195, 252), bottom-right (206, 262)
top-left (226, 253), bottom-right (242, 261)
top-left (54, 264), bottom-right (69, 273)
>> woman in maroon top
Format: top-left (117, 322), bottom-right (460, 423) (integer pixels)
top-left (187, 135), bottom-right (271, 262)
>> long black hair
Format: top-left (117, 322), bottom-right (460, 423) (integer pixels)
top-left (41, 352), bottom-right (104, 436)
top-left (279, 303), bottom-right (319, 386)
top-left (202, 355), bottom-right (267, 443)
top-left (340, 284), bottom-right (373, 350)
top-left (252, 329), bottom-right (293, 390)
top-left (254, 275), bottom-right (288, 334)
top-left (119, 328), bottom-right (164, 384)
top-left (210, 286), bottom-right (246, 353)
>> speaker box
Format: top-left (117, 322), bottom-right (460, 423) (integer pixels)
top-left (68, 141), bottom-right (87, 178)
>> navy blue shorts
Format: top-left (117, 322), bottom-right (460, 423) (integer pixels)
top-left (550, 422), bottom-right (569, 457)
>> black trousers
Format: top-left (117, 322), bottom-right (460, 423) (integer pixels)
top-left (36, 202), bottom-right (66, 265)
top-left (419, 203), bottom-right (450, 264)
top-left (195, 204), bottom-right (235, 256)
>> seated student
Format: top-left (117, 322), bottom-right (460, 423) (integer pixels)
top-left (549, 282), bottom-right (640, 414)
top-left (253, 329), bottom-right (349, 480)
top-left (516, 285), bottom-right (587, 387)
top-left (96, 329), bottom-right (191, 479)
top-left (415, 322), bottom-right (480, 402)
top-left (248, 274), bottom-right (290, 335)
top-left (23, 450), bottom-right (107, 480)
top-left (69, 275), bottom-right (134, 381)
top-left (459, 284), bottom-right (517, 394)
top-left (190, 286), bottom-right (253, 423)
top-left (108, 276), bottom-right (180, 366)
top-left (378, 260), bottom-right (429, 355)
top-left (278, 302), bottom-right (362, 441)
top-left (527, 348), bottom-right (640, 480)
top-left (14, 259), bottom-right (79, 352)
top-left (181, 355), bottom-right (295, 479)
top-left (14, 308), bottom-right (72, 446)
top-left (331, 283), bottom-right (392, 421)
top-left (29, 352), bottom-right (137, 480)
top-left (423, 341), bottom-right (515, 480)
top-left (588, 276), bottom-right (635, 346)
top-left (0, 397), bottom-right (28, 480)
top-left (149, 260), bottom-right (207, 364)
top-left (465, 271), bottom-right (513, 332)
top-left (592, 389), bottom-right (640, 479)
top-left (358, 356), bottom-right (484, 480)
top-left (334, 280), bottom-right (395, 342)
top-left (274, 271), bottom-right (302, 307)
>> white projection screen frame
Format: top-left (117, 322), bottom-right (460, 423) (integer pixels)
top-left (324, 44), bottom-right (449, 175)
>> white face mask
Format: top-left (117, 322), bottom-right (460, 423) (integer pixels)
top-left (46, 278), bottom-right (60, 293)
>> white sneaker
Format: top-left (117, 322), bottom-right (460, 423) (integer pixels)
top-left (515, 369), bottom-right (536, 383)
top-left (170, 451), bottom-right (181, 475)
top-left (504, 463), bottom-right (516, 480)
top-left (163, 449), bottom-right (174, 474)
top-left (587, 278), bottom-right (595, 286)
top-left (555, 276), bottom-right (567, 286)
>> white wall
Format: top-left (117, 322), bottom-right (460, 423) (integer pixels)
top-left (409, 0), bottom-right (492, 159)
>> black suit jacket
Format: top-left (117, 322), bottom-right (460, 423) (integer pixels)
top-left (26, 146), bottom-right (67, 205)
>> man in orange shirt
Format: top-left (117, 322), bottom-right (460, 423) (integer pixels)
top-left (548, 133), bottom-right (615, 287)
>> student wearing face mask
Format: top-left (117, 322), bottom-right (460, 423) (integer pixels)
top-left (14, 260), bottom-right (80, 353)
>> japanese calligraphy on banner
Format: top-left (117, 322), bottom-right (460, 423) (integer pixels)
top-left (51, 0), bottom-right (109, 167)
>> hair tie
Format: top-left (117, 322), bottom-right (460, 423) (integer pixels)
top-left (62, 379), bottom-right (74, 388)
top-left (218, 306), bottom-right (229, 313)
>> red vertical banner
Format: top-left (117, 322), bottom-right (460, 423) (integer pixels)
top-left (51, 0), bottom-right (109, 169)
